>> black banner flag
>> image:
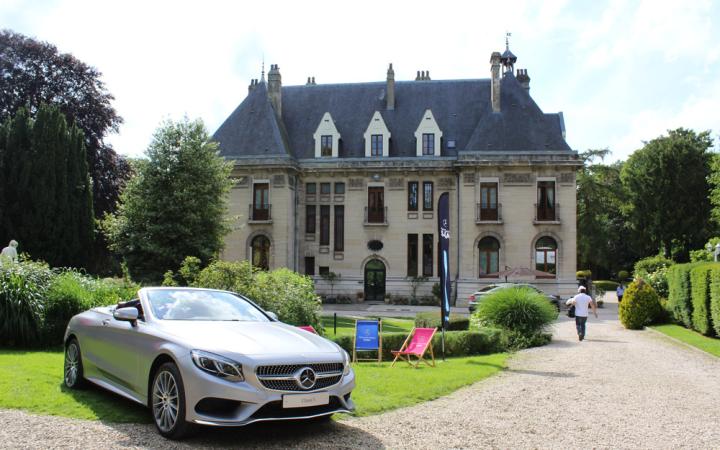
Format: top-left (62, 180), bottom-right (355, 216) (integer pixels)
top-left (437, 192), bottom-right (451, 332)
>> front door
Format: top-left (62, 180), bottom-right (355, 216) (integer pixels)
top-left (364, 259), bottom-right (386, 302)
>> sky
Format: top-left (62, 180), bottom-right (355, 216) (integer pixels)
top-left (1, 0), bottom-right (719, 161)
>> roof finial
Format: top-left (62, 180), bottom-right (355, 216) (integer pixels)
top-left (505, 31), bottom-right (512, 51)
top-left (261, 55), bottom-right (265, 82)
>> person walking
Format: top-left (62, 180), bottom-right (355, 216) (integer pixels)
top-left (616, 284), bottom-right (625, 303)
top-left (566, 286), bottom-right (597, 341)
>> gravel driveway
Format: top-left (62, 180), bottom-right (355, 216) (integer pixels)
top-left (2, 298), bottom-right (720, 449)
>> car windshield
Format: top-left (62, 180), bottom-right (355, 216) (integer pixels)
top-left (146, 289), bottom-right (270, 322)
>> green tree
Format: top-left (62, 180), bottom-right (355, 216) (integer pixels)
top-left (0, 105), bottom-right (93, 267)
top-left (621, 128), bottom-right (714, 261)
top-left (576, 149), bottom-right (633, 278)
top-left (104, 118), bottom-right (232, 281)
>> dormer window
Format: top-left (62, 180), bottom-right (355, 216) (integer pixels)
top-left (414, 109), bottom-right (443, 157)
top-left (321, 135), bottom-right (332, 157)
top-left (364, 111), bottom-right (390, 157)
top-left (313, 112), bottom-right (341, 158)
top-left (371, 135), bottom-right (383, 156)
top-left (422, 133), bottom-right (435, 155)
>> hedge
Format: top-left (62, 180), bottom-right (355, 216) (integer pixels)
top-left (593, 280), bottom-right (620, 292)
top-left (710, 267), bottom-right (720, 337)
top-left (414, 312), bottom-right (469, 331)
top-left (330, 328), bottom-right (505, 361)
top-left (690, 264), bottom-right (714, 335)
top-left (667, 264), bottom-right (696, 328)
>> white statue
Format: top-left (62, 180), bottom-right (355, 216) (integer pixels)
top-left (0, 240), bottom-right (19, 266)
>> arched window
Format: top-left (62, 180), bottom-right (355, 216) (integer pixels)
top-left (251, 235), bottom-right (270, 271)
top-left (535, 236), bottom-right (557, 275)
top-left (478, 237), bottom-right (500, 277)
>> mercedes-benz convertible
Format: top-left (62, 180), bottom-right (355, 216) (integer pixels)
top-left (63, 287), bottom-right (355, 439)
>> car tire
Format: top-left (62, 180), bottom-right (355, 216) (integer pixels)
top-left (151, 362), bottom-right (194, 440)
top-left (64, 338), bottom-right (86, 389)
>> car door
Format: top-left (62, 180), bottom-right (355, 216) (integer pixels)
top-left (92, 313), bottom-right (144, 396)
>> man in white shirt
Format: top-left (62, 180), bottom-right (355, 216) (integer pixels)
top-left (566, 286), bottom-right (597, 341)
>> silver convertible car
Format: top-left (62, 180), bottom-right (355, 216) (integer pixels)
top-left (63, 287), bottom-right (355, 439)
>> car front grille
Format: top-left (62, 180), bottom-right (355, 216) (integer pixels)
top-left (255, 363), bottom-right (344, 392)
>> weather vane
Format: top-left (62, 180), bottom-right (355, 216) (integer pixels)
top-left (505, 31), bottom-right (512, 50)
top-left (261, 54), bottom-right (265, 82)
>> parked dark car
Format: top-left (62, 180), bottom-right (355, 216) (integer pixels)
top-left (467, 283), bottom-right (561, 313)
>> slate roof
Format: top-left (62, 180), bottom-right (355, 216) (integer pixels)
top-left (213, 71), bottom-right (571, 160)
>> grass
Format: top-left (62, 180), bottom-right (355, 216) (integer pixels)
top-left (320, 315), bottom-right (415, 337)
top-left (650, 324), bottom-right (720, 358)
top-left (0, 348), bottom-right (507, 422)
top-left (0, 350), bottom-right (149, 422)
top-left (350, 353), bottom-right (508, 416)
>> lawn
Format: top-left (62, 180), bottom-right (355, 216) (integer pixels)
top-left (651, 324), bottom-right (720, 358)
top-left (0, 350), bottom-right (149, 422)
top-left (0, 349), bottom-right (507, 422)
top-left (320, 315), bottom-right (415, 337)
top-left (350, 353), bottom-right (508, 416)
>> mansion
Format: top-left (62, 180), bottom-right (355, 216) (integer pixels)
top-left (213, 46), bottom-right (581, 305)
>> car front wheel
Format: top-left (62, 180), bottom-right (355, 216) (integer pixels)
top-left (64, 338), bottom-right (86, 389)
top-left (151, 362), bottom-right (193, 439)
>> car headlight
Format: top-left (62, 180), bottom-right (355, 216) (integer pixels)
top-left (191, 350), bottom-right (244, 382)
top-left (342, 349), bottom-right (351, 375)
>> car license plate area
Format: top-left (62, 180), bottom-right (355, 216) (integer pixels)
top-left (282, 392), bottom-right (329, 408)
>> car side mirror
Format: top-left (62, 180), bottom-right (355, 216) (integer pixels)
top-left (114, 307), bottom-right (139, 326)
top-left (266, 311), bottom-right (278, 321)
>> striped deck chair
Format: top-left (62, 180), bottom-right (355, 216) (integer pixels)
top-left (297, 325), bottom-right (318, 334)
top-left (391, 327), bottom-right (437, 368)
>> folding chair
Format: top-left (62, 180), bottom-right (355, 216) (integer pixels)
top-left (391, 327), bottom-right (437, 368)
top-left (297, 325), bottom-right (318, 334)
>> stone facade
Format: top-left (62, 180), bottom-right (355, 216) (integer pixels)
top-left (215, 47), bottom-right (582, 305)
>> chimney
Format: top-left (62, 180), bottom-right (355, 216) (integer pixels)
top-left (490, 52), bottom-right (501, 112)
top-left (248, 78), bottom-right (258, 94)
top-left (267, 64), bottom-right (282, 119)
top-left (416, 70), bottom-right (421, 81)
top-left (425, 70), bottom-right (431, 80)
top-left (386, 63), bottom-right (395, 110)
top-left (517, 69), bottom-right (530, 92)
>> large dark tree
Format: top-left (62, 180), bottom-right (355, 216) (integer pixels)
top-left (0, 29), bottom-right (130, 218)
top-left (0, 105), bottom-right (93, 267)
top-left (103, 118), bottom-right (232, 281)
top-left (621, 128), bottom-right (714, 261)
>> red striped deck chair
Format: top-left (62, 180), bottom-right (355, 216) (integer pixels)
top-left (297, 325), bottom-right (318, 334)
top-left (391, 327), bottom-right (437, 368)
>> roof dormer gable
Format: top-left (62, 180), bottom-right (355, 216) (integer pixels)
top-left (363, 111), bottom-right (391, 157)
top-left (313, 112), bottom-right (341, 158)
top-left (414, 109), bottom-right (443, 156)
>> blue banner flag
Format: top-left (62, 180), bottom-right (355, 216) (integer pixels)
top-left (355, 320), bottom-right (380, 350)
top-left (437, 192), bottom-right (451, 330)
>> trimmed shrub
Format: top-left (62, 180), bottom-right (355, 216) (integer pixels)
top-left (0, 260), bottom-right (54, 347)
top-left (415, 312), bottom-right (470, 331)
top-left (193, 260), bottom-right (255, 293)
top-left (634, 255), bottom-right (674, 298)
top-left (576, 270), bottom-right (592, 279)
top-left (474, 286), bottom-right (558, 339)
top-left (617, 270), bottom-right (630, 281)
top-left (690, 264), bottom-right (715, 335)
top-left (417, 296), bottom-right (439, 306)
top-left (44, 272), bottom-right (93, 345)
top-left (710, 266), bottom-right (720, 336)
top-left (619, 279), bottom-right (663, 329)
top-left (593, 280), bottom-right (620, 292)
top-left (667, 263), bottom-right (696, 328)
top-left (330, 328), bottom-right (505, 361)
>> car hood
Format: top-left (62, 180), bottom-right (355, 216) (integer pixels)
top-left (155, 320), bottom-right (339, 356)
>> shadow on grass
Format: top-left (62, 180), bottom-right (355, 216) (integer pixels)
top-left (465, 360), bottom-right (506, 370)
top-left (58, 382), bottom-right (150, 424)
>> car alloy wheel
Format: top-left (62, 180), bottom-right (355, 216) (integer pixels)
top-left (151, 362), bottom-right (193, 439)
top-left (153, 370), bottom-right (179, 433)
top-left (64, 339), bottom-right (85, 388)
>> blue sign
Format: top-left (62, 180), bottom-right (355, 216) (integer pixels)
top-left (355, 320), bottom-right (380, 350)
